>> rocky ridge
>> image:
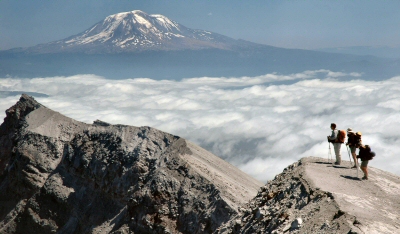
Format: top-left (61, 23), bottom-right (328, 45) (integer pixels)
top-left (217, 157), bottom-right (400, 233)
top-left (0, 95), bottom-right (263, 233)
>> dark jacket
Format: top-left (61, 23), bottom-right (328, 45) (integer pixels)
top-left (357, 145), bottom-right (375, 161)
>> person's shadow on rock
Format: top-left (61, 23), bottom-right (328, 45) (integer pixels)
top-left (341, 175), bottom-right (361, 181)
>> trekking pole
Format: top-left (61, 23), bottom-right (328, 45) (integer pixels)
top-left (347, 145), bottom-right (359, 178)
top-left (328, 142), bottom-right (332, 163)
top-left (355, 155), bottom-right (359, 178)
top-left (346, 145), bottom-right (352, 168)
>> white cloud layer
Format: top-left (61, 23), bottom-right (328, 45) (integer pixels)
top-left (1, 70), bottom-right (400, 183)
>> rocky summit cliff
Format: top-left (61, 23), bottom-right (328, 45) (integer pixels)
top-left (0, 94), bottom-right (263, 234)
top-left (217, 157), bottom-right (400, 234)
top-left (1, 95), bottom-right (400, 234)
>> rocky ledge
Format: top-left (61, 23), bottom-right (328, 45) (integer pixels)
top-left (217, 157), bottom-right (400, 234)
top-left (0, 95), bottom-right (263, 234)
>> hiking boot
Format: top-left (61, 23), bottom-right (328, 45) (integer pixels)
top-left (362, 176), bottom-right (368, 180)
top-left (334, 162), bottom-right (340, 165)
top-left (351, 165), bottom-right (357, 168)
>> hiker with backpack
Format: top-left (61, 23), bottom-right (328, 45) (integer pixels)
top-left (357, 144), bottom-right (376, 180)
top-left (346, 129), bottom-right (362, 168)
top-left (327, 123), bottom-right (345, 165)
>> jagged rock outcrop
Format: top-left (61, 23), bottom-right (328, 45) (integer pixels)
top-left (0, 95), bottom-right (263, 234)
top-left (216, 157), bottom-right (400, 234)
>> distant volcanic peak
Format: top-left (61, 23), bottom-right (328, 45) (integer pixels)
top-left (64, 9), bottom-right (184, 48)
top-left (24, 9), bottom-right (245, 54)
top-left (106, 10), bottom-right (180, 31)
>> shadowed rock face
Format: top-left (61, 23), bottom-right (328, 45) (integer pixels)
top-left (0, 95), bottom-right (263, 234)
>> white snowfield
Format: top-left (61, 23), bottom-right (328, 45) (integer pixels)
top-left (63, 10), bottom-right (218, 49)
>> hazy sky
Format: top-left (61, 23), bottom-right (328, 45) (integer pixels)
top-left (1, 0), bottom-right (400, 50)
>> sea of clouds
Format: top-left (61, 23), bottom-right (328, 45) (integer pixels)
top-left (1, 70), bottom-right (400, 183)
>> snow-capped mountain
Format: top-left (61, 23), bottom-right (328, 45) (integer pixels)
top-left (29, 10), bottom-right (251, 53)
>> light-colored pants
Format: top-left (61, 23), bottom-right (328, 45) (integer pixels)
top-left (333, 143), bottom-right (341, 163)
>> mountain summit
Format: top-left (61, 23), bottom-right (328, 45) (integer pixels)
top-left (30, 10), bottom-right (249, 53)
top-left (0, 94), bottom-right (263, 233)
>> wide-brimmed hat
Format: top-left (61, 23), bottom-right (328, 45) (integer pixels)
top-left (356, 132), bottom-right (362, 136)
top-left (347, 128), bottom-right (354, 133)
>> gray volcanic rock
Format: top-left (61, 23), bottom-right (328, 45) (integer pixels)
top-left (0, 95), bottom-right (263, 234)
top-left (216, 157), bottom-right (400, 234)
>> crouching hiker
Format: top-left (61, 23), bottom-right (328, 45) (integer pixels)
top-left (327, 123), bottom-right (345, 165)
top-left (346, 129), bottom-right (362, 168)
top-left (357, 145), bottom-right (376, 180)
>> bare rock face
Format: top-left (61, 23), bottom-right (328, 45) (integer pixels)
top-left (0, 95), bottom-right (263, 234)
top-left (216, 157), bottom-right (400, 233)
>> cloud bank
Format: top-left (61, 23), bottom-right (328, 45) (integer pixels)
top-left (1, 70), bottom-right (399, 182)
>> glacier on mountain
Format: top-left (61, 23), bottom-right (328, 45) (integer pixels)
top-left (57, 10), bottom-right (235, 52)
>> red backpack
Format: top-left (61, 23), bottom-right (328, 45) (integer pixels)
top-left (336, 130), bottom-right (346, 143)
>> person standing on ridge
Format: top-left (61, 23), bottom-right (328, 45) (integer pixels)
top-left (327, 123), bottom-right (342, 165)
top-left (357, 144), bottom-right (375, 180)
top-left (346, 128), bottom-right (362, 168)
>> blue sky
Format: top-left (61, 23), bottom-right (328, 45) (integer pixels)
top-left (1, 0), bottom-right (400, 51)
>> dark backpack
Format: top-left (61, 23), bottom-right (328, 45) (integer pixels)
top-left (336, 130), bottom-right (346, 143)
top-left (358, 146), bottom-right (375, 161)
top-left (347, 133), bottom-right (356, 145)
top-left (367, 152), bottom-right (376, 160)
top-left (354, 134), bottom-right (362, 146)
